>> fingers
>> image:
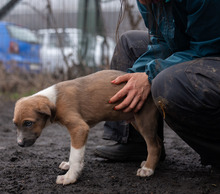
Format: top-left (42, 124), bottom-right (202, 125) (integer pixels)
top-left (122, 94), bottom-right (140, 112)
top-left (111, 74), bottom-right (131, 85)
top-left (134, 88), bottom-right (150, 113)
top-left (109, 72), bottom-right (150, 112)
top-left (109, 86), bottom-right (129, 104)
top-left (109, 74), bottom-right (132, 104)
top-left (113, 90), bottom-right (136, 111)
top-left (134, 99), bottom-right (145, 113)
top-left (123, 90), bottom-right (149, 113)
top-left (113, 87), bottom-right (149, 113)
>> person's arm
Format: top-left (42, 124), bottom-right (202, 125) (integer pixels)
top-left (129, 49), bottom-right (201, 84)
top-left (110, 0), bottom-right (220, 113)
top-left (109, 49), bottom-right (199, 113)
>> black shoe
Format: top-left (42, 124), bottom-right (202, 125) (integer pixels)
top-left (94, 142), bottom-right (166, 162)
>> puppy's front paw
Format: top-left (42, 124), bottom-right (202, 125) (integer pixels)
top-left (59, 161), bottom-right (70, 170)
top-left (137, 167), bottom-right (154, 177)
top-left (56, 174), bottom-right (77, 185)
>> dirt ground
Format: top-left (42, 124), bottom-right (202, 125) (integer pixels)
top-left (0, 98), bottom-right (219, 194)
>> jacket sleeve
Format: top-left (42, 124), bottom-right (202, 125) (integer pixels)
top-left (128, 48), bottom-right (200, 84)
top-left (133, 0), bottom-right (220, 83)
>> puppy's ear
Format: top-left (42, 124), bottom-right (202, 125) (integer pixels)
top-left (36, 101), bottom-right (56, 123)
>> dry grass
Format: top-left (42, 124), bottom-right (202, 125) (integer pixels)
top-left (0, 63), bottom-right (108, 100)
top-left (0, 64), bottom-right (60, 100)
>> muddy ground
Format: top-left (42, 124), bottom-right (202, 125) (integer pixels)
top-left (0, 98), bottom-right (219, 194)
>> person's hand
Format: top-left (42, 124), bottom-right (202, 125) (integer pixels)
top-left (109, 73), bottom-right (151, 113)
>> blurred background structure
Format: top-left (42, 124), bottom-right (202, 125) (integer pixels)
top-left (1, 0), bottom-right (144, 36)
top-left (0, 0), bottom-right (145, 95)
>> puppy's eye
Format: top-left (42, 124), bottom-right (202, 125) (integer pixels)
top-left (23, 121), bottom-right (33, 127)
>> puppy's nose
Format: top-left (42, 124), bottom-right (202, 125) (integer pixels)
top-left (18, 139), bottom-right (36, 147)
top-left (17, 139), bottom-right (25, 147)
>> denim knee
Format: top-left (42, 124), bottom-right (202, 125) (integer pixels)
top-left (151, 67), bottom-right (172, 105)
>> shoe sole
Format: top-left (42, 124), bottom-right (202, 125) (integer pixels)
top-left (94, 149), bottom-right (166, 162)
top-left (94, 149), bottom-right (147, 162)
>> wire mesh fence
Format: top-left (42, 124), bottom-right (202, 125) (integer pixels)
top-left (0, 0), bottom-right (145, 95)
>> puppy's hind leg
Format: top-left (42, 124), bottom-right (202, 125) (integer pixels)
top-left (56, 119), bottom-right (89, 185)
top-left (133, 94), bottom-right (162, 177)
top-left (136, 136), bottom-right (161, 177)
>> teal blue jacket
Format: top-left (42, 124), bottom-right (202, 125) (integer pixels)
top-left (128, 0), bottom-right (220, 83)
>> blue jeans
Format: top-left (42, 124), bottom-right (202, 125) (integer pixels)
top-left (152, 57), bottom-right (220, 165)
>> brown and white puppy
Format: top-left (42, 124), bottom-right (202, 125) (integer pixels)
top-left (13, 70), bottom-right (162, 185)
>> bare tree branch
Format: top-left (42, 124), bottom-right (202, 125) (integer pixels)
top-left (46, 0), bottom-right (71, 80)
top-left (21, 1), bottom-right (47, 20)
top-left (0, 0), bottom-right (21, 19)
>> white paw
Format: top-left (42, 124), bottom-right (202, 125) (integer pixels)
top-left (137, 167), bottom-right (154, 177)
top-left (56, 174), bottom-right (77, 185)
top-left (59, 161), bottom-right (70, 170)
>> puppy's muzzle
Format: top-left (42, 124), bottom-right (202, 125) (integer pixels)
top-left (17, 138), bottom-right (36, 147)
top-left (17, 129), bottom-right (39, 147)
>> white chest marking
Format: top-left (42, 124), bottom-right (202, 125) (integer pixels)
top-left (34, 85), bottom-right (57, 105)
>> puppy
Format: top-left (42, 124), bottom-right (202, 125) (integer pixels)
top-left (13, 70), bottom-right (162, 185)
